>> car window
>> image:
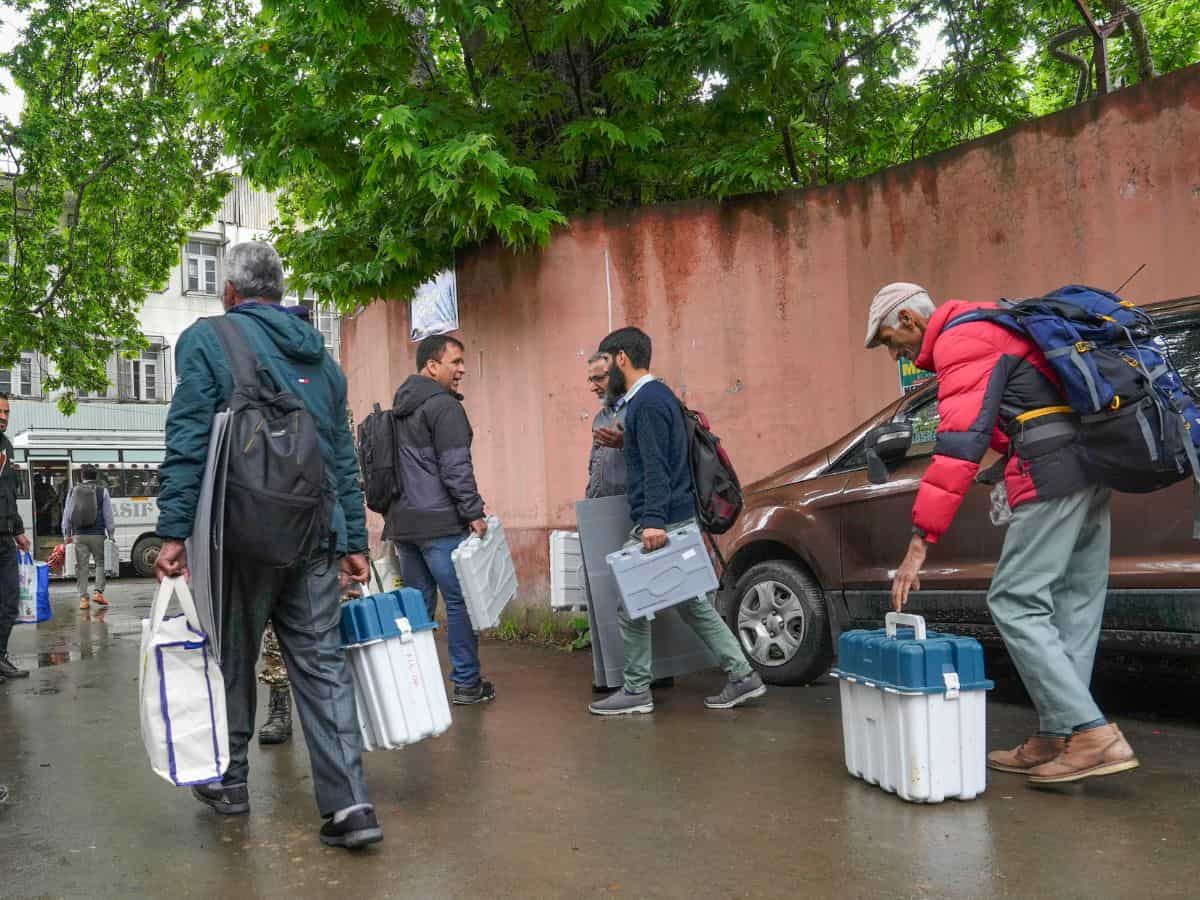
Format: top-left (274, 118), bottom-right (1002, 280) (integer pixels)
top-left (898, 391), bottom-right (940, 452)
top-left (1156, 312), bottom-right (1200, 393)
top-left (830, 385), bottom-right (939, 473)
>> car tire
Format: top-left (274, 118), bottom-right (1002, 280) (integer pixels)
top-left (728, 560), bottom-right (833, 686)
top-left (131, 536), bottom-right (162, 579)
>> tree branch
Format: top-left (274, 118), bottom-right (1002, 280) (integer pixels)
top-left (1098, 0), bottom-right (1156, 81)
top-left (34, 151), bottom-right (126, 313)
top-left (780, 123), bottom-right (801, 184)
top-left (563, 36), bottom-right (587, 116)
top-left (1049, 25), bottom-right (1093, 103)
top-left (456, 25), bottom-right (484, 105)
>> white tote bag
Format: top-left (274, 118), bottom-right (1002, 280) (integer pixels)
top-left (139, 577), bottom-right (229, 787)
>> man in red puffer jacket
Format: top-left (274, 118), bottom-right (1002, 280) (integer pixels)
top-left (864, 282), bottom-right (1138, 786)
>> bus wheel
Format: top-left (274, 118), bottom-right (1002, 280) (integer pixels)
top-left (132, 537), bottom-right (162, 579)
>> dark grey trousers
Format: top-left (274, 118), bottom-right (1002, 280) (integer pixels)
top-left (220, 557), bottom-right (368, 817)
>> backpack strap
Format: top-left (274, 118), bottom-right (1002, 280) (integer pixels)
top-left (206, 315), bottom-right (264, 393)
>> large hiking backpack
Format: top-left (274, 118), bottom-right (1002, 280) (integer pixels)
top-left (71, 483), bottom-right (99, 528)
top-left (357, 402), bottom-right (401, 515)
top-left (679, 401), bottom-right (743, 535)
top-left (208, 316), bottom-right (333, 568)
top-left (949, 285), bottom-right (1200, 503)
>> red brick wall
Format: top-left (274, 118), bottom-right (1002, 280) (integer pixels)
top-left (343, 64), bottom-right (1200, 607)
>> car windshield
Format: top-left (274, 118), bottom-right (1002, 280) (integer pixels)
top-left (828, 303), bottom-right (1200, 475)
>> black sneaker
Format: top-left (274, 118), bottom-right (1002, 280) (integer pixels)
top-left (191, 782), bottom-right (250, 816)
top-left (320, 807), bottom-right (383, 850)
top-left (0, 655), bottom-right (29, 679)
top-left (453, 679), bottom-right (496, 705)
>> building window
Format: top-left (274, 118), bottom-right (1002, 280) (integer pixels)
top-left (185, 241), bottom-right (220, 294)
top-left (0, 353), bottom-right (38, 398)
top-left (118, 342), bottom-right (169, 402)
top-left (284, 290), bottom-right (340, 360)
top-left (127, 352), bottom-right (158, 401)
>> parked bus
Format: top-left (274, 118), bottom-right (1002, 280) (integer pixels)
top-left (7, 429), bottom-right (165, 578)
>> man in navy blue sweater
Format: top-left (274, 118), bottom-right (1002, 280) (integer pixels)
top-left (588, 327), bottom-right (765, 716)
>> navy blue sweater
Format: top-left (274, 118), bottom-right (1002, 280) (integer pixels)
top-left (623, 380), bottom-right (696, 529)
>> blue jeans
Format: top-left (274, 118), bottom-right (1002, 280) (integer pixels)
top-left (396, 534), bottom-right (480, 687)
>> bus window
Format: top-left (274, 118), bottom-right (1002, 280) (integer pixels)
top-left (123, 468), bottom-right (160, 498)
top-left (71, 466), bottom-right (125, 496)
top-left (11, 465), bottom-right (29, 500)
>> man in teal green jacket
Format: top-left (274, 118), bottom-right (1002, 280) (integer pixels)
top-left (155, 241), bottom-right (381, 850)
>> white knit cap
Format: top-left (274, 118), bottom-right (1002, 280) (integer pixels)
top-left (865, 282), bottom-right (929, 348)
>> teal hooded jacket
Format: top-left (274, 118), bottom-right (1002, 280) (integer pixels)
top-left (156, 303), bottom-right (367, 556)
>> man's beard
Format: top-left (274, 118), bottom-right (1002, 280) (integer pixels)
top-left (605, 365), bottom-right (627, 406)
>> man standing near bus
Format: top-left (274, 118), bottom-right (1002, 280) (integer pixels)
top-left (63, 464), bottom-right (116, 611)
top-left (0, 392), bottom-right (32, 682)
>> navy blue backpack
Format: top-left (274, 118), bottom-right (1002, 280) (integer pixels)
top-left (950, 286), bottom-right (1200, 513)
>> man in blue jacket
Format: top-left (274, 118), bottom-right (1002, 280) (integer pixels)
top-left (588, 327), bottom-right (765, 716)
top-left (155, 242), bottom-right (379, 850)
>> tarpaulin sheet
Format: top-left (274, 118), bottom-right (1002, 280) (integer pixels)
top-left (576, 495), bottom-right (716, 688)
top-left (186, 411), bottom-right (230, 657)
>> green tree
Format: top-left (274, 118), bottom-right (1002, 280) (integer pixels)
top-left (190, 1), bottom-right (1199, 312)
top-left (0, 0), bottom-right (242, 409)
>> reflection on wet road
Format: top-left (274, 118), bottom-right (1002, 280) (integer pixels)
top-left (2, 579), bottom-right (1199, 899)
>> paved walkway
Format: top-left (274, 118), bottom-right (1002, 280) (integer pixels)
top-left (1, 580), bottom-right (1198, 899)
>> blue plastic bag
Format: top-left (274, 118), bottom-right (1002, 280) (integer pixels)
top-left (17, 552), bottom-right (52, 624)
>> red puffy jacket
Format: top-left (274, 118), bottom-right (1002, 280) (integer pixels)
top-left (911, 300), bottom-right (1090, 543)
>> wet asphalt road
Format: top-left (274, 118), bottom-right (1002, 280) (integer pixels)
top-left (1, 580), bottom-right (1198, 899)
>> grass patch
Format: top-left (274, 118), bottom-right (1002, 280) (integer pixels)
top-left (486, 607), bottom-right (589, 650)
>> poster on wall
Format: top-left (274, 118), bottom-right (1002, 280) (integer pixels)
top-left (410, 269), bottom-right (459, 341)
top-left (898, 358), bottom-right (934, 395)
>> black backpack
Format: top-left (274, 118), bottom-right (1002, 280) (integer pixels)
top-left (679, 401), bottom-right (743, 535)
top-left (208, 316), bottom-right (332, 568)
top-left (357, 402), bottom-right (402, 515)
top-left (71, 483), bottom-right (100, 528)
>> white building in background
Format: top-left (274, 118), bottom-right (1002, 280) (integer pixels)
top-left (7, 174), bottom-right (341, 406)
top-left (4, 176), bottom-right (344, 568)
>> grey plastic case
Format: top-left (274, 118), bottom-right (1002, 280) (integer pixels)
top-left (605, 522), bottom-right (720, 620)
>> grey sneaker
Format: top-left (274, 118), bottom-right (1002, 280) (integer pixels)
top-left (705, 672), bottom-right (767, 709)
top-left (0, 655), bottom-right (29, 679)
top-left (589, 689), bottom-right (654, 716)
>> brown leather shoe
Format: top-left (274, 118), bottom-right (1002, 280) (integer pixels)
top-left (92, 591), bottom-right (109, 607)
top-left (79, 596), bottom-right (90, 610)
top-left (1027, 724), bottom-right (1139, 784)
top-left (987, 734), bottom-right (1067, 774)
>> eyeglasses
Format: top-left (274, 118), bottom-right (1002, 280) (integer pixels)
top-left (587, 374), bottom-right (608, 385)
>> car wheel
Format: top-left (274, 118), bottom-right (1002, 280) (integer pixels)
top-left (131, 537), bottom-right (161, 579)
top-left (728, 560), bottom-right (833, 686)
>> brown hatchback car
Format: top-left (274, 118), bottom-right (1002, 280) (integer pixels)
top-left (716, 296), bottom-right (1200, 686)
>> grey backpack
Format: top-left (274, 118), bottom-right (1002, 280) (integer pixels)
top-left (208, 316), bottom-right (333, 568)
top-left (71, 483), bottom-right (99, 529)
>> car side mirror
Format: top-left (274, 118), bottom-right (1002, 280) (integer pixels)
top-left (865, 422), bottom-right (914, 485)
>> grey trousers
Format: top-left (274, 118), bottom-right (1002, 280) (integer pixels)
top-left (220, 557), bottom-right (368, 817)
top-left (74, 535), bottom-right (107, 596)
top-left (986, 485), bottom-right (1111, 734)
top-left (617, 521), bottom-right (752, 694)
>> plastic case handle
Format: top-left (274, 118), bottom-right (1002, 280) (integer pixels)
top-left (885, 611), bottom-right (927, 641)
